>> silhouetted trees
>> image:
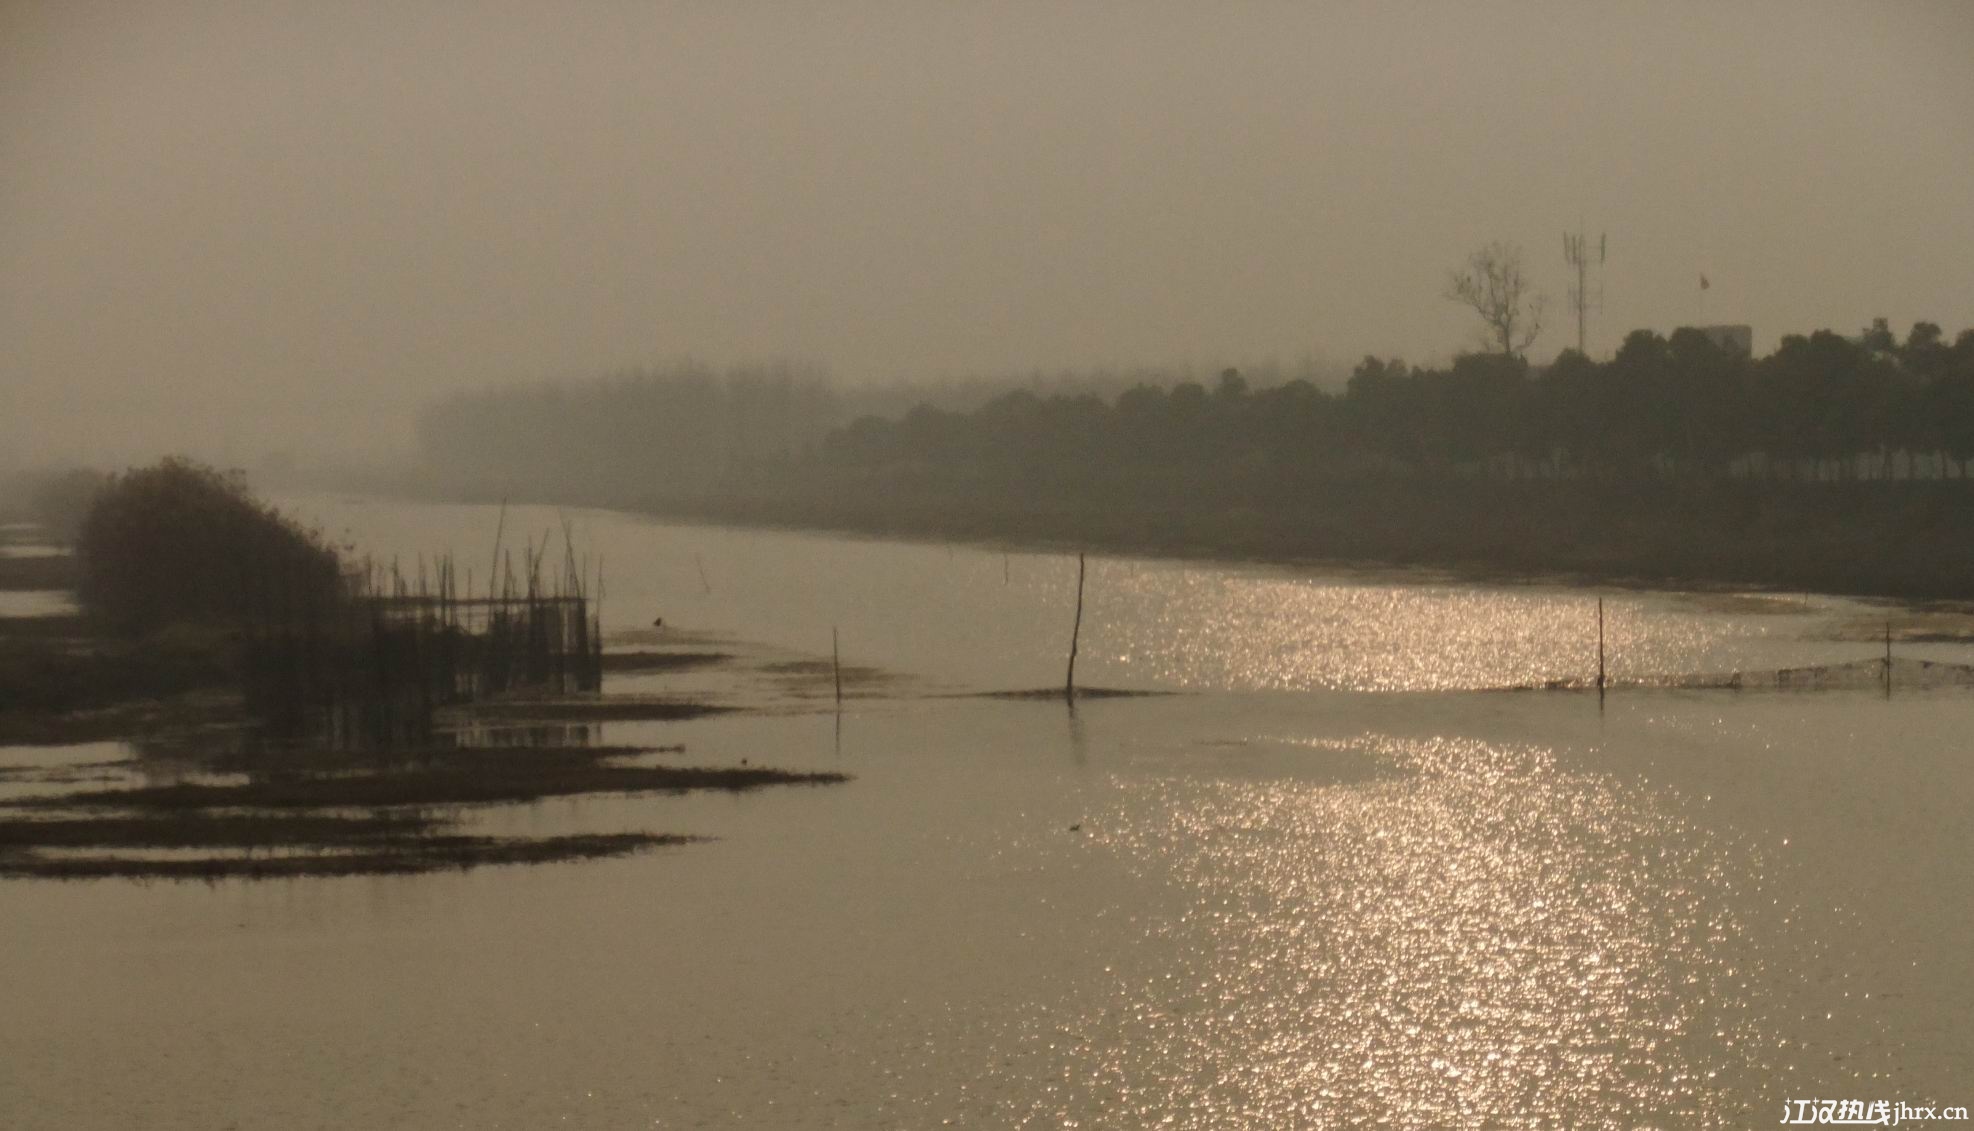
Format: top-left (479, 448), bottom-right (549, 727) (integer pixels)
top-left (411, 322), bottom-right (1974, 510)
top-left (395, 321), bottom-right (1974, 596)
top-left (414, 362), bottom-right (839, 503)
top-left (817, 321), bottom-right (1974, 490)
top-left (411, 359), bottom-right (1356, 504)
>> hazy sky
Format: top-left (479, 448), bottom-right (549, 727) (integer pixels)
top-left (4, 1), bottom-right (1972, 465)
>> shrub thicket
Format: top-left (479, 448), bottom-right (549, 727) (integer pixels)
top-left (76, 458), bottom-right (344, 635)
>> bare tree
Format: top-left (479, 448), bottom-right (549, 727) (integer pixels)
top-left (1445, 242), bottom-right (1546, 357)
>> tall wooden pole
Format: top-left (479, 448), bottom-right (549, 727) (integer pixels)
top-left (488, 498), bottom-right (508, 602)
top-left (832, 626), bottom-right (843, 707)
top-left (1065, 553), bottom-right (1086, 701)
top-left (1596, 597), bottom-right (1606, 696)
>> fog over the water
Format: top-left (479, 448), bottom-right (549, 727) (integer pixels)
top-left (3, 1), bottom-right (1971, 467)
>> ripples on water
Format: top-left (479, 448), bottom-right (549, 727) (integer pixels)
top-left (989, 735), bottom-right (1812, 1129)
top-left (1, 497), bottom-right (1958, 1129)
top-left (1098, 569), bottom-right (1879, 694)
top-left (281, 495), bottom-right (1904, 694)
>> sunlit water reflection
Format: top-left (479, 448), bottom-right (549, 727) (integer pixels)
top-left (1067, 735), bottom-right (1779, 1127)
top-left (0, 496), bottom-right (1966, 1128)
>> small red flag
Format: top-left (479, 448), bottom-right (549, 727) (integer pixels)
top-left (1699, 274), bottom-right (1710, 290)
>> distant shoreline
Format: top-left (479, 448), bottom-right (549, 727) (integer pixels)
top-left (389, 476), bottom-right (1974, 605)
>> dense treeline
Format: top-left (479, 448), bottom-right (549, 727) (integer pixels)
top-left (410, 358), bottom-right (1341, 502)
top-left (415, 362), bottom-right (838, 501)
top-left (822, 323), bottom-right (1974, 487)
top-left (698, 320), bottom-right (1974, 599)
top-left (400, 322), bottom-right (1974, 597)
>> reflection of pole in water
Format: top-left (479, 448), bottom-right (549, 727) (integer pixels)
top-left (695, 553), bottom-right (711, 595)
top-left (832, 625), bottom-right (843, 707)
top-left (1066, 703), bottom-right (1088, 765)
top-left (1885, 620), bottom-right (1893, 697)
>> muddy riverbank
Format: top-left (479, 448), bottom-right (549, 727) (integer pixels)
top-left (0, 530), bottom-right (850, 880)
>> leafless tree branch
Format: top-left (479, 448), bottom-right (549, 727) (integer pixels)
top-left (1445, 242), bottom-right (1545, 357)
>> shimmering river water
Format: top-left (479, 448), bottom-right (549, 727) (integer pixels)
top-left (3, 495), bottom-right (1969, 1128)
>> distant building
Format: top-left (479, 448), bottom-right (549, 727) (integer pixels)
top-left (1685, 324), bottom-right (1753, 355)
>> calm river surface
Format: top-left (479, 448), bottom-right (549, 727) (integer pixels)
top-left (3, 495), bottom-right (1970, 1128)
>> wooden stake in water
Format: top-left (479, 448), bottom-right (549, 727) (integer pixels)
top-left (488, 497), bottom-right (508, 602)
top-left (1066, 553), bottom-right (1086, 702)
top-left (1885, 619), bottom-right (1893, 694)
top-left (832, 626), bottom-right (843, 707)
top-left (1596, 597), bottom-right (1606, 695)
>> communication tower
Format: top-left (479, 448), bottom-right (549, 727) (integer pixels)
top-left (1563, 227), bottom-right (1607, 355)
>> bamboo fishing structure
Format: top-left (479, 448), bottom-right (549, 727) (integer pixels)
top-left (240, 536), bottom-right (603, 749)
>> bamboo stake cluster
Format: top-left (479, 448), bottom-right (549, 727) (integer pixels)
top-left (241, 530), bottom-right (604, 749)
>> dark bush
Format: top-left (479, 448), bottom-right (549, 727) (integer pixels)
top-left (76, 458), bottom-right (345, 635)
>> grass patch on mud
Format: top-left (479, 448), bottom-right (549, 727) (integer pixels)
top-left (0, 612), bottom-right (90, 640)
top-left (21, 755), bottom-right (843, 811)
top-left (601, 650), bottom-right (732, 673)
top-left (757, 658), bottom-right (910, 695)
top-left (972, 687), bottom-right (1179, 701)
top-left (0, 685), bottom-right (242, 745)
top-left (0, 553), bottom-right (76, 591)
top-left (0, 811), bottom-right (439, 848)
top-left (1, 742), bottom-right (845, 881)
top-left (1, 832), bottom-right (691, 880)
top-left (2, 583), bottom-right (853, 879)
top-left (460, 698), bottom-right (739, 723)
top-left (0, 606), bottom-right (239, 738)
